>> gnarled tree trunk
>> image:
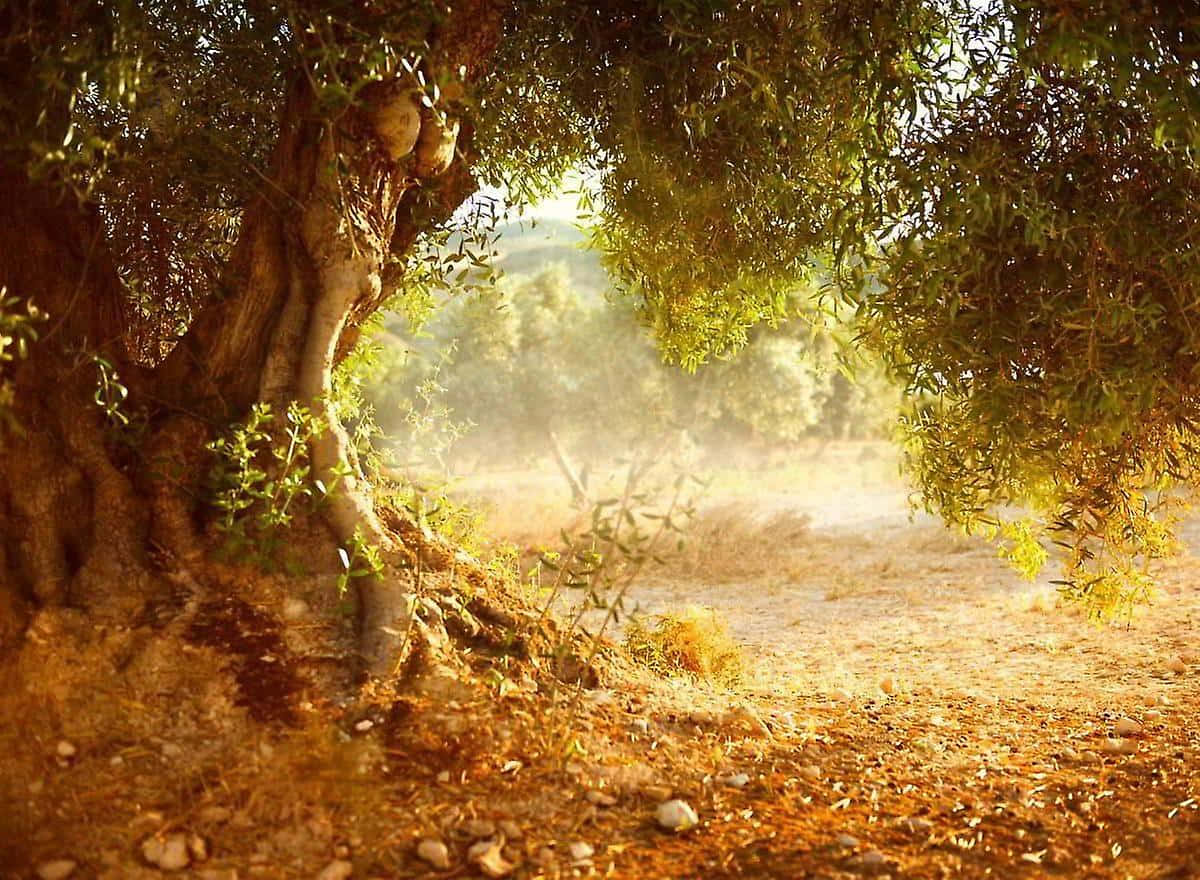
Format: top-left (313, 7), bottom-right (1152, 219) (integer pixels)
top-left (0, 55), bottom-right (493, 682)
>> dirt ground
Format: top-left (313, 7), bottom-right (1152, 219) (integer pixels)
top-left (5, 443), bottom-right (1200, 879)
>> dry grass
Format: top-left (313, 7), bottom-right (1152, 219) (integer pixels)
top-left (623, 605), bottom-right (744, 688)
top-left (666, 501), bottom-right (812, 582)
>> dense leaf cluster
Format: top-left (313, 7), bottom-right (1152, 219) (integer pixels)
top-left (5, 1), bottom-right (1200, 607)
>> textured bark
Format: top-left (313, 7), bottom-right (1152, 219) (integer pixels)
top-left (0, 169), bottom-right (151, 646)
top-left (0, 3), bottom-right (504, 678)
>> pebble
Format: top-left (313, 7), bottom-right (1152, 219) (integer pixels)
top-left (900, 816), bottom-right (933, 834)
top-left (721, 773), bottom-right (751, 789)
top-left (860, 850), bottom-right (887, 868)
top-left (630, 718), bottom-right (650, 735)
top-left (188, 835), bottom-right (208, 862)
top-left (1058, 747), bottom-right (1079, 762)
top-left (656, 799), bottom-right (699, 832)
top-left (836, 834), bottom-right (860, 849)
top-left (799, 765), bottom-right (822, 782)
top-left (585, 790), bottom-right (617, 807)
top-left (469, 841), bottom-right (514, 878)
top-left (198, 806), bottom-right (233, 825)
top-left (142, 833), bottom-right (191, 871)
top-left (316, 860), bottom-right (353, 880)
top-left (1167, 656), bottom-right (1189, 674)
top-left (829, 688), bottom-right (853, 703)
top-left (498, 820), bottom-right (523, 841)
top-left (56, 740), bottom-right (76, 759)
top-left (568, 841), bottom-right (594, 862)
top-left (879, 677), bottom-right (897, 696)
top-left (436, 770), bottom-right (451, 783)
top-left (1113, 717), bottom-right (1143, 737)
top-left (35, 860), bottom-right (77, 880)
top-left (463, 819), bottom-right (497, 839)
top-left (282, 597), bottom-right (310, 620)
top-left (1100, 737), bottom-right (1137, 755)
top-left (1145, 709), bottom-right (1163, 722)
top-left (416, 839), bottom-right (451, 870)
top-left (642, 784), bottom-right (673, 801)
top-left (354, 720), bottom-right (374, 732)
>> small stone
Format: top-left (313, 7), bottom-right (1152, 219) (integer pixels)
top-left (642, 783), bottom-right (673, 801)
top-left (198, 806), bottom-right (233, 825)
top-left (282, 597), bottom-right (310, 620)
top-left (141, 837), bottom-right (165, 866)
top-left (1100, 737), bottom-right (1137, 755)
top-left (470, 841), bottom-right (514, 878)
top-left (656, 799), bottom-right (699, 832)
top-left (497, 820), bottom-right (523, 841)
top-left (188, 834), bottom-right (209, 862)
top-left (900, 816), bottom-right (933, 834)
top-left (36, 860), bottom-right (77, 880)
top-left (463, 819), bottom-right (496, 839)
top-left (688, 709), bottom-right (715, 725)
top-left (1080, 749), bottom-right (1101, 763)
top-left (879, 677), bottom-right (897, 695)
top-left (152, 834), bottom-right (191, 871)
top-left (799, 765), bottom-right (822, 782)
top-left (721, 773), bottom-right (751, 789)
top-left (630, 718), bottom-right (650, 735)
top-left (829, 688), bottom-right (853, 703)
top-left (1145, 709), bottom-right (1163, 722)
top-left (568, 841), bottom-right (594, 862)
top-left (416, 839), bottom-right (451, 870)
top-left (436, 770), bottom-right (451, 783)
top-left (1167, 656), bottom-right (1189, 674)
top-left (56, 740), bottom-right (76, 759)
top-left (585, 789), bottom-right (617, 807)
top-left (1059, 747), bottom-right (1079, 762)
top-left (354, 719), bottom-right (374, 732)
top-left (1113, 717), bottom-right (1143, 737)
top-left (161, 742), bottom-right (182, 758)
top-left (316, 860), bottom-right (353, 880)
top-left (860, 850), bottom-right (887, 868)
top-left (836, 834), bottom-right (860, 849)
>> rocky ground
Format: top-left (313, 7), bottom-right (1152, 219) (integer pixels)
top-left (5, 454), bottom-right (1200, 879)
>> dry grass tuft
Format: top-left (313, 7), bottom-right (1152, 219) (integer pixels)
top-left (623, 605), bottom-right (744, 688)
top-left (668, 501), bottom-right (812, 582)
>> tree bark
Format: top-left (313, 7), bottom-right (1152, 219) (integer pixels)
top-left (0, 88), bottom-right (477, 675)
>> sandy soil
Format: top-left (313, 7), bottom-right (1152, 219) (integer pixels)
top-left (6, 447), bottom-right (1199, 879)
top-left (630, 490), bottom-right (1200, 711)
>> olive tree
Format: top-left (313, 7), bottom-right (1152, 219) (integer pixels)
top-left (0, 0), bottom-right (1193, 682)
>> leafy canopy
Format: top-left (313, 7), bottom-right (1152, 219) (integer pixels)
top-left (5, 1), bottom-right (1200, 608)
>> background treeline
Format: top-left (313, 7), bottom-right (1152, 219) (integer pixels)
top-left (364, 218), bottom-right (897, 475)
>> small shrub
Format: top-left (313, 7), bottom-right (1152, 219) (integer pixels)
top-left (624, 606), bottom-right (744, 688)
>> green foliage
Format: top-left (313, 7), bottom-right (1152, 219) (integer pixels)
top-left (376, 261), bottom-right (893, 468)
top-left (0, 289), bottom-right (45, 431)
top-left (336, 529), bottom-right (385, 598)
top-left (206, 402), bottom-right (331, 568)
top-left (89, 355), bottom-right (130, 427)
top-left (9, 1), bottom-right (1200, 613)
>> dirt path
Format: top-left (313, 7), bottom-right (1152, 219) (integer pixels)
top-left (631, 490), bottom-right (1200, 710)
top-left (7, 466), bottom-right (1200, 879)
